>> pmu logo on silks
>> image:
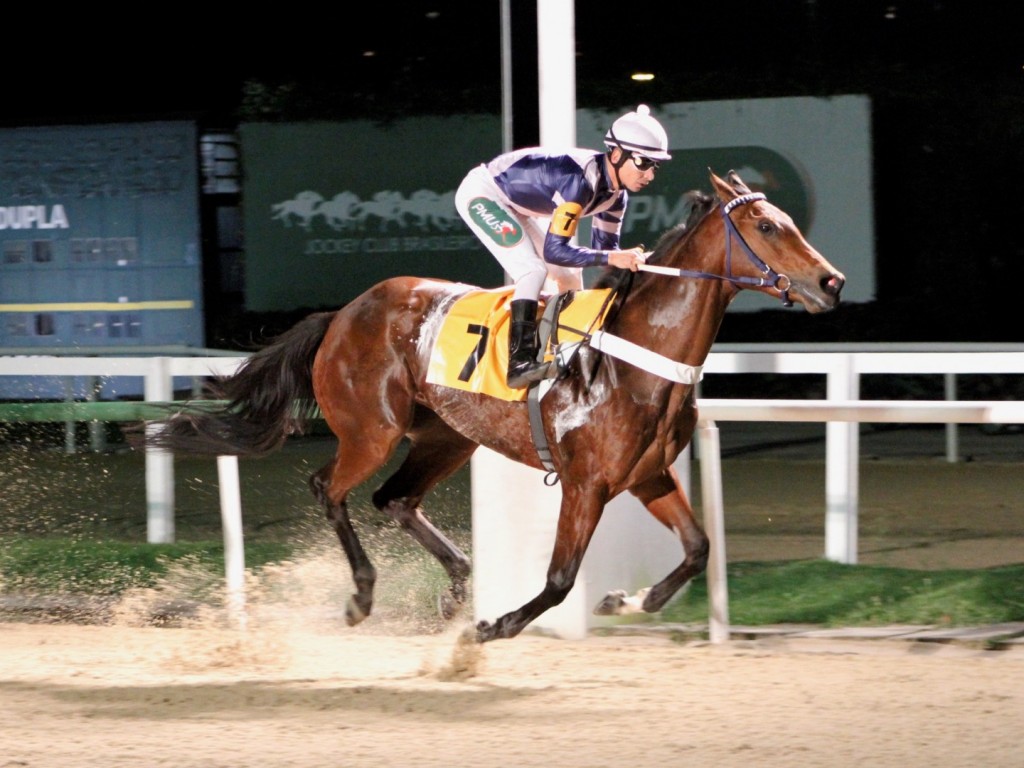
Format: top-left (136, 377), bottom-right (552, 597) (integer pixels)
top-left (466, 197), bottom-right (523, 247)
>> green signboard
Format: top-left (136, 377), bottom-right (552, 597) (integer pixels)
top-left (240, 118), bottom-right (505, 311)
top-left (242, 96), bottom-right (872, 312)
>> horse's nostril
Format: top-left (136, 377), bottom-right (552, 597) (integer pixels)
top-left (824, 274), bottom-right (845, 295)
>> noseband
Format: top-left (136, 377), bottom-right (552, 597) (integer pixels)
top-left (640, 192), bottom-right (793, 307)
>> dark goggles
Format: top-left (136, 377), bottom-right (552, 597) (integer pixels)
top-left (631, 153), bottom-right (660, 173)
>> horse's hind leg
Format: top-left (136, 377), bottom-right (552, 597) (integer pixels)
top-left (594, 465), bottom-right (710, 616)
top-left (308, 412), bottom-right (412, 627)
top-left (309, 466), bottom-right (379, 627)
top-left (372, 408), bottom-right (477, 620)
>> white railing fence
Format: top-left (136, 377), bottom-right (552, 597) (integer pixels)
top-left (473, 344), bottom-right (1024, 641)
top-left (2, 344), bottom-right (1023, 641)
top-left (0, 354), bottom-right (247, 543)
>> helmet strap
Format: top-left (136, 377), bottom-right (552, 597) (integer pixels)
top-left (608, 147), bottom-right (629, 189)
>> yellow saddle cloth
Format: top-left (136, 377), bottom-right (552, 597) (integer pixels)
top-left (426, 287), bottom-right (614, 402)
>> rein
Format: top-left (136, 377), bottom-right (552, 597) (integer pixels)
top-left (527, 192), bottom-right (791, 480)
top-left (638, 192), bottom-right (793, 307)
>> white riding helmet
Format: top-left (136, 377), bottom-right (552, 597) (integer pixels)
top-left (604, 104), bottom-right (672, 161)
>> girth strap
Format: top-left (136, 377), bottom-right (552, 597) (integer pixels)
top-left (527, 384), bottom-right (556, 478)
top-left (527, 298), bottom-right (561, 478)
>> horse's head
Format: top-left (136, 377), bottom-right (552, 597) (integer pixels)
top-left (710, 169), bottom-right (844, 313)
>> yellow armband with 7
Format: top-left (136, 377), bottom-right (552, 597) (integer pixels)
top-left (549, 202), bottom-right (583, 237)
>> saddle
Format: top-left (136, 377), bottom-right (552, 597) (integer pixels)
top-left (425, 286), bottom-right (615, 403)
top-left (426, 283), bottom-right (704, 476)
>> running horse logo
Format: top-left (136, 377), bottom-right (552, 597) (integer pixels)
top-left (405, 190), bottom-right (460, 232)
top-left (355, 191), bottom-right (407, 232)
top-left (270, 191), bottom-right (324, 231)
top-left (318, 192), bottom-right (363, 232)
top-left (270, 188), bottom-right (461, 234)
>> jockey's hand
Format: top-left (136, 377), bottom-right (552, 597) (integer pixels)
top-left (607, 247), bottom-right (647, 272)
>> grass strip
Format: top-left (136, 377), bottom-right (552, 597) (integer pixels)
top-left (2, 538), bottom-right (1021, 628)
top-left (662, 559), bottom-right (1024, 627)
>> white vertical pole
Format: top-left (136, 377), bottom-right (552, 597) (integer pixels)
top-left (537, 0), bottom-right (575, 147)
top-left (825, 356), bottom-right (859, 563)
top-left (470, 0), bottom-right (586, 638)
top-left (471, 1), bottom-right (679, 638)
top-left (696, 420), bottom-right (729, 643)
top-left (538, 0), bottom-right (575, 298)
top-left (144, 357), bottom-right (175, 544)
top-left (217, 455), bottom-right (247, 630)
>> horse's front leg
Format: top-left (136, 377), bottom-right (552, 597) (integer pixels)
top-left (375, 497), bottom-right (471, 619)
top-left (475, 485), bottom-right (605, 643)
top-left (371, 419), bottom-right (477, 620)
top-left (593, 465), bottom-right (709, 616)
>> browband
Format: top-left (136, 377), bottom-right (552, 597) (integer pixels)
top-left (722, 192), bottom-right (766, 214)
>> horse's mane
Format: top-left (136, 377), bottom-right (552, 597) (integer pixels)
top-left (591, 190), bottom-right (715, 290)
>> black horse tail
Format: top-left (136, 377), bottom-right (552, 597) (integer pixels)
top-left (139, 311), bottom-right (337, 457)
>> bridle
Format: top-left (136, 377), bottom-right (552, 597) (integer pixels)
top-left (639, 192), bottom-right (793, 307)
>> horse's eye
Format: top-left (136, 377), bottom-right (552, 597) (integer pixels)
top-left (757, 220), bottom-right (775, 235)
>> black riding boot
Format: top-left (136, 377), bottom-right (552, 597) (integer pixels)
top-left (506, 299), bottom-right (548, 388)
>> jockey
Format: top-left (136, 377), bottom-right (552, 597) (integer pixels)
top-left (455, 104), bottom-right (672, 388)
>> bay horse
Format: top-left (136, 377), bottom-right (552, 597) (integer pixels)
top-left (141, 170), bottom-right (844, 643)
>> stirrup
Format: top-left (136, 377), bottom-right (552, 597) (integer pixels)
top-left (507, 360), bottom-right (551, 389)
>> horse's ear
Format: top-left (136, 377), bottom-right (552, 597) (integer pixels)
top-left (708, 168), bottom-right (736, 202)
top-left (726, 169), bottom-right (753, 195)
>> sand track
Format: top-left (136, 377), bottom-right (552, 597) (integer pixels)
top-left (2, 620), bottom-right (1022, 768)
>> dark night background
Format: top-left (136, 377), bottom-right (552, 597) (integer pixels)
top-left (3, 1), bottom-right (1022, 345)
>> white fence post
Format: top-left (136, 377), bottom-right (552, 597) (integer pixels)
top-left (217, 455), bottom-right (247, 629)
top-left (696, 420), bottom-right (730, 643)
top-left (825, 355), bottom-right (859, 564)
top-left (144, 357), bottom-right (175, 544)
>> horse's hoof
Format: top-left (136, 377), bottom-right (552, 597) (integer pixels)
top-left (593, 587), bottom-right (650, 616)
top-left (474, 620), bottom-right (494, 643)
top-left (592, 589), bottom-right (628, 616)
top-left (345, 596), bottom-right (369, 627)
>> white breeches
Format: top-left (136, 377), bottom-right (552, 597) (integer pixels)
top-left (455, 164), bottom-right (583, 300)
